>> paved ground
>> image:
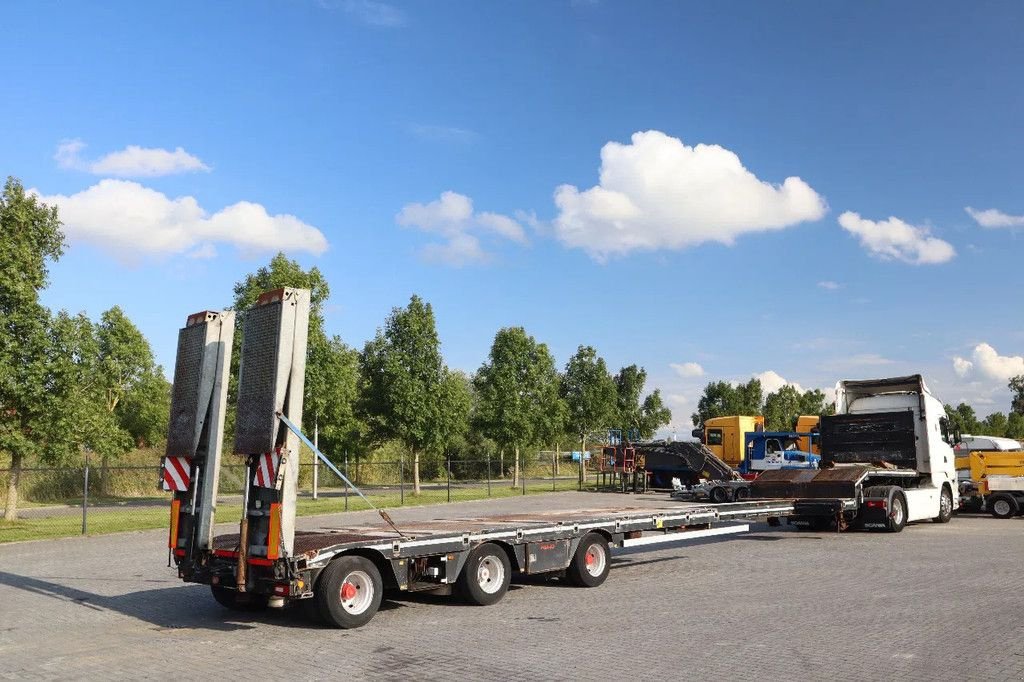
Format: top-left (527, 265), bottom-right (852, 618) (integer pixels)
top-left (1, 491), bottom-right (1022, 681)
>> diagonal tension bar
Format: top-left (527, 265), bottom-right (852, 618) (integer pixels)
top-left (275, 412), bottom-right (408, 538)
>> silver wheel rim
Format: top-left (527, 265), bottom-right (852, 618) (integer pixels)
top-left (892, 498), bottom-right (904, 526)
top-left (993, 499), bottom-right (1011, 516)
top-left (940, 491), bottom-right (952, 517)
top-left (476, 556), bottom-right (505, 594)
top-left (584, 542), bottom-right (606, 577)
top-left (339, 570), bottom-right (374, 615)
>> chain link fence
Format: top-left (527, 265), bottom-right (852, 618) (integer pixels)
top-left (0, 452), bottom-right (602, 544)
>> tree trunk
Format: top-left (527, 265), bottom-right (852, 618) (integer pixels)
top-left (512, 445), bottom-right (520, 488)
top-left (100, 454), bottom-right (110, 497)
top-left (580, 435), bottom-right (587, 479)
top-left (4, 452), bottom-right (23, 522)
top-left (412, 448), bottom-right (421, 495)
top-left (499, 449), bottom-right (504, 479)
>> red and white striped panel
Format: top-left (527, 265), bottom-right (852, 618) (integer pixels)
top-left (252, 451), bottom-right (282, 488)
top-left (162, 456), bottom-right (192, 491)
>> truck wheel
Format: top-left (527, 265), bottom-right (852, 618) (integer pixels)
top-left (934, 486), bottom-right (953, 523)
top-left (316, 555), bottom-right (383, 628)
top-left (566, 533), bottom-right (611, 588)
top-left (886, 490), bottom-right (907, 533)
top-left (710, 486), bottom-right (729, 504)
top-left (988, 494), bottom-right (1019, 519)
top-left (458, 543), bottom-right (511, 606)
top-left (734, 487), bottom-right (750, 501)
top-left (211, 584), bottom-right (269, 611)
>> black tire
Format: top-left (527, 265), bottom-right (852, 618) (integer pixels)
top-left (766, 517), bottom-right (782, 527)
top-left (566, 533), bottom-right (611, 588)
top-left (934, 486), bottom-right (953, 523)
top-left (709, 486), bottom-right (729, 504)
top-left (734, 487), bottom-right (750, 501)
top-left (316, 555), bottom-right (384, 628)
top-left (457, 543), bottom-right (512, 606)
top-left (886, 490), bottom-right (907, 533)
top-left (210, 584), bottom-right (269, 611)
top-left (988, 493), bottom-right (1019, 519)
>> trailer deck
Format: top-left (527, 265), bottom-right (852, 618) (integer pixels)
top-left (208, 501), bottom-right (799, 567)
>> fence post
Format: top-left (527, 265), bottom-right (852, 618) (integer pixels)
top-left (81, 462), bottom-right (90, 535)
top-left (344, 452), bottom-right (349, 512)
top-left (400, 456), bottom-right (405, 505)
top-left (486, 454), bottom-right (491, 497)
top-left (552, 451), bottom-right (557, 492)
top-left (446, 453), bottom-right (451, 503)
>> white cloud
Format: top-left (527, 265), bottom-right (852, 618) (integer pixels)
top-left (838, 211), bottom-right (955, 265)
top-left (670, 362), bottom-right (705, 378)
top-left (953, 356), bottom-right (973, 378)
top-left (408, 124), bottom-right (479, 144)
top-left (32, 180), bottom-right (327, 261)
top-left (753, 370), bottom-right (803, 394)
top-left (551, 130), bottom-right (827, 261)
top-left (319, 0), bottom-right (406, 26)
top-left (817, 280), bottom-right (840, 291)
top-left (965, 206), bottom-right (1024, 228)
top-left (55, 139), bottom-right (210, 177)
top-left (953, 343), bottom-right (1024, 382)
top-left (396, 191), bottom-right (526, 266)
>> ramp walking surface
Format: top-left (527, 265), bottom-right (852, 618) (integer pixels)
top-left (1, 492), bottom-right (1022, 681)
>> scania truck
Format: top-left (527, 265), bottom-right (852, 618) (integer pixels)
top-left (750, 375), bottom-right (959, 532)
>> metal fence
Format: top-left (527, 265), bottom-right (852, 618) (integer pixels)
top-left (0, 452), bottom-right (601, 544)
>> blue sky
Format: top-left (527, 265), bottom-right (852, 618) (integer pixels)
top-left (3, 1), bottom-right (1022, 428)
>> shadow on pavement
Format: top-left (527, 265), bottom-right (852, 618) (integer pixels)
top-left (0, 570), bottom-right (259, 632)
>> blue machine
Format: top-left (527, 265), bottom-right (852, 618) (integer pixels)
top-left (740, 432), bottom-right (820, 476)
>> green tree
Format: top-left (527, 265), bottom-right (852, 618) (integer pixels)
top-left (799, 389), bottom-right (833, 417)
top-left (474, 327), bottom-right (563, 486)
top-left (613, 365), bottom-right (671, 439)
top-left (944, 402), bottom-right (981, 436)
top-left (981, 411), bottom-right (1008, 437)
top-left (94, 306), bottom-right (166, 487)
top-left (1010, 375), bottom-right (1024, 416)
top-left (762, 386), bottom-right (833, 432)
top-left (229, 252), bottom-right (363, 460)
top-left (48, 311), bottom-right (132, 463)
top-left (561, 346), bottom-right (617, 456)
top-left (763, 385), bottom-right (803, 431)
top-left (691, 378), bottom-right (764, 426)
top-left (0, 177), bottom-right (65, 520)
top-left (1006, 412), bottom-right (1024, 441)
top-left (119, 368), bottom-right (171, 447)
top-left (359, 295), bottom-right (464, 494)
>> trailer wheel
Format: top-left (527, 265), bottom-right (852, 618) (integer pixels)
top-left (734, 487), bottom-right (750, 501)
top-left (210, 584), bottom-right (268, 611)
top-left (566, 533), bottom-right (611, 588)
top-left (886, 490), bottom-right (907, 533)
top-left (988, 494), bottom-right (1019, 519)
top-left (766, 517), bottom-right (782, 527)
top-left (934, 486), bottom-right (953, 523)
top-left (458, 543), bottom-right (512, 606)
top-left (316, 555), bottom-right (383, 628)
top-left (710, 486), bottom-right (729, 504)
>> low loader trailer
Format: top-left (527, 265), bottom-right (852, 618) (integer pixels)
top-left (161, 289), bottom-right (797, 628)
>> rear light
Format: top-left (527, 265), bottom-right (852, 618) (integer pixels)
top-left (273, 584), bottom-right (290, 596)
top-left (865, 499), bottom-right (887, 509)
